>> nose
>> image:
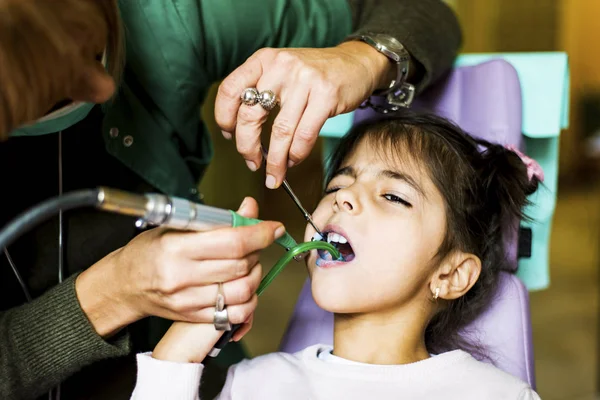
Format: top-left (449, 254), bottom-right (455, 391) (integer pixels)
top-left (332, 187), bottom-right (360, 214)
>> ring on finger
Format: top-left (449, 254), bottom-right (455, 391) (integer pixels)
top-left (258, 90), bottom-right (278, 111)
top-left (241, 88), bottom-right (260, 106)
top-left (213, 282), bottom-right (232, 331)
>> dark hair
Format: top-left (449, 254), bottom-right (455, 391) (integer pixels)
top-left (325, 111), bottom-right (540, 359)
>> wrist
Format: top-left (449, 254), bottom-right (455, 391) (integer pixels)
top-left (153, 323), bottom-right (223, 364)
top-left (75, 250), bottom-right (142, 338)
top-left (338, 41), bottom-right (396, 93)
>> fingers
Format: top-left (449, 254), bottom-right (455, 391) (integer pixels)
top-left (163, 219), bottom-right (284, 260)
top-left (235, 101), bottom-right (270, 171)
top-left (265, 86), bottom-right (309, 188)
top-left (232, 313), bottom-right (254, 342)
top-left (287, 91), bottom-right (333, 168)
top-left (184, 252), bottom-right (261, 285)
top-left (176, 294), bottom-right (259, 326)
top-left (164, 262), bottom-right (262, 311)
top-left (236, 196), bottom-right (259, 219)
top-left (215, 53), bottom-right (266, 138)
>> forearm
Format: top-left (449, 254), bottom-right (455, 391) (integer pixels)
top-left (76, 249), bottom-right (142, 338)
top-left (346, 0), bottom-right (463, 91)
top-left (131, 323), bottom-right (223, 400)
top-left (0, 273), bottom-right (131, 399)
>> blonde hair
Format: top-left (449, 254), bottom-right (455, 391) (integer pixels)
top-left (0, 0), bottom-right (124, 140)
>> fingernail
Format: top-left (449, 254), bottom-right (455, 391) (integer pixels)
top-left (287, 160), bottom-right (295, 168)
top-left (275, 225), bottom-right (286, 239)
top-left (246, 160), bottom-right (258, 171)
top-left (265, 174), bottom-right (277, 189)
top-left (239, 197), bottom-right (248, 211)
top-left (222, 131), bottom-right (232, 140)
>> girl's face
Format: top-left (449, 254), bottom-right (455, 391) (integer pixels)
top-left (304, 138), bottom-right (448, 314)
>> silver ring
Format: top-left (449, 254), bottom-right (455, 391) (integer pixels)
top-left (241, 88), bottom-right (259, 106)
top-left (213, 283), bottom-right (232, 331)
top-left (258, 90), bottom-right (278, 111)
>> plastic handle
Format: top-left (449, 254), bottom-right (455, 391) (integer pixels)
top-left (206, 240), bottom-right (341, 360)
top-left (230, 211), bottom-right (298, 250)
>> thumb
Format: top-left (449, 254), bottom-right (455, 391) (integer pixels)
top-left (236, 197), bottom-right (259, 219)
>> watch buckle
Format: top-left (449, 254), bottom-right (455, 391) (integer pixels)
top-left (387, 82), bottom-right (415, 108)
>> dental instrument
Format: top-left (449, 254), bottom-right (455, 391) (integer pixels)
top-left (260, 145), bottom-right (323, 238)
top-left (0, 187), bottom-right (341, 361)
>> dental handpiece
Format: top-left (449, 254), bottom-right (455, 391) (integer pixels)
top-left (95, 187), bottom-right (307, 359)
top-left (95, 187), bottom-right (297, 249)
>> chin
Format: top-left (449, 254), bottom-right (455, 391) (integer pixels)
top-left (310, 278), bottom-right (369, 314)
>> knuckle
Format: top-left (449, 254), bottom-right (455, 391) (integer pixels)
top-left (298, 67), bottom-right (317, 82)
top-left (235, 281), bottom-right (253, 303)
top-left (156, 270), bottom-right (179, 295)
top-left (271, 120), bottom-right (294, 140)
top-left (266, 157), bottom-right (282, 171)
top-left (217, 79), bottom-right (241, 101)
top-left (255, 47), bottom-right (276, 60)
top-left (252, 263), bottom-right (263, 281)
top-left (158, 234), bottom-right (179, 256)
top-left (233, 258), bottom-right (251, 278)
top-left (235, 139), bottom-right (254, 158)
top-left (229, 307), bottom-right (252, 325)
top-left (237, 106), bottom-right (262, 124)
top-left (230, 238), bottom-right (248, 258)
top-left (319, 81), bottom-right (338, 98)
top-left (295, 126), bottom-right (315, 144)
top-left (274, 50), bottom-right (297, 66)
top-left (162, 293), bottom-right (185, 313)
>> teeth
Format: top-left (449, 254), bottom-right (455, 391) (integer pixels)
top-left (326, 232), bottom-right (348, 244)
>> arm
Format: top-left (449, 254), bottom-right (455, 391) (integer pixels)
top-left (210, 0), bottom-right (463, 186)
top-left (200, 0), bottom-right (354, 82)
top-left (131, 323), bottom-right (234, 400)
top-left (0, 273), bottom-right (130, 399)
top-left (201, 0), bottom-right (461, 90)
top-left (346, 0), bottom-right (463, 91)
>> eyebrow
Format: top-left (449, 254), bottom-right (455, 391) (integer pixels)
top-left (331, 166), bottom-right (426, 198)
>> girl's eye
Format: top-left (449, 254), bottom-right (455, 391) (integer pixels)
top-left (324, 187), bottom-right (341, 195)
top-left (383, 193), bottom-right (412, 208)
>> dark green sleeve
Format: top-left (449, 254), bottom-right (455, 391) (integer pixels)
top-left (199, 0), bottom-right (353, 81)
top-left (0, 273), bottom-right (131, 399)
top-left (346, 0), bottom-right (463, 92)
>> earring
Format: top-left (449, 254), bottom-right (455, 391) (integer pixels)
top-left (433, 287), bottom-right (440, 301)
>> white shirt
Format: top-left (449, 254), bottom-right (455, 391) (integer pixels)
top-left (131, 345), bottom-right (541, 400)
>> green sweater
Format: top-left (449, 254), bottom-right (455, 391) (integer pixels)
top-left (0, 0), bottom-right (461, 398)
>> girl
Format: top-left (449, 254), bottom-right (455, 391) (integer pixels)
top-left (130, 112), bottom-right (542, 399)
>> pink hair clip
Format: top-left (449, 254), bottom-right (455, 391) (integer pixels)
top-left (504, 145), bottom-right (544, 183)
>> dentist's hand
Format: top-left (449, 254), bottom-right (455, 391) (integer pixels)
top-left (214, 42), bottom-right (396, 189)
top-left (76, 197), bottom-right (282, 338)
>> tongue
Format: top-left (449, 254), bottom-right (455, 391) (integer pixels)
top-left (337, 242), bottom-right (355, 261)
top-left (317, 242), bottom-right (355, 262)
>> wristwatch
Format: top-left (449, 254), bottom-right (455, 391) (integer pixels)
top-left (346, 33), bottom-right (416, 110)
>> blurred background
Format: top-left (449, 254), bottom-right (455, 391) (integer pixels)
top-left (198, 1), bottom-right (598, 399)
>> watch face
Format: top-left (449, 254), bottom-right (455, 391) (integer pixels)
top-left (373, 34), bottom-right (404, 53)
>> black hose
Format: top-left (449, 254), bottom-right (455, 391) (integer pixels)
top-left (0, 188), bottom-right (100, 250)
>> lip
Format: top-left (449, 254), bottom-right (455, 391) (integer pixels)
top-left (314, 223), bottom-right (356, 268)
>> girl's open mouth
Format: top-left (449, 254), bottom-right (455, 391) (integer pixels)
top-left (315, 231), bottom-right (355, 263)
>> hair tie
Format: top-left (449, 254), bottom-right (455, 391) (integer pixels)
top-left (504, 145), bottom-right (544, 183)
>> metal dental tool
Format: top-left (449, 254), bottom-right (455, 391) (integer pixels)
top-left (260, 145), bottom-right (323, 238)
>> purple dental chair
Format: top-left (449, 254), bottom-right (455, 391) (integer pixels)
top-left (278, 59), bottom-right (537, 389)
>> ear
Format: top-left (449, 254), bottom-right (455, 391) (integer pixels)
top-left (430, 252), bottom-right (481, 301)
